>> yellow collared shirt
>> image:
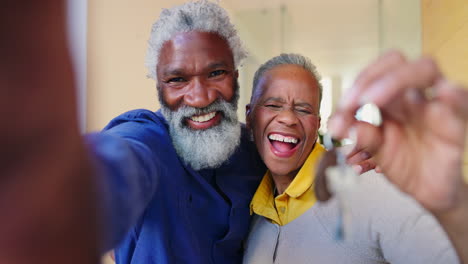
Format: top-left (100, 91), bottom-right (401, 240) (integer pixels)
top-left (250, 143), bottom-right (326, 226)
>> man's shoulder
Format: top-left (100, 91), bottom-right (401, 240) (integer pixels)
top-left (92, 109), bottom-right (172, 153)
top-left (222, 123), bottom-right (265, 178)
top-left (103, 109), bottom-right (166, 130)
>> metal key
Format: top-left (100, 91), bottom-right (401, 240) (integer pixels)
top-left (317, 102), bottom-right (382, 241)
top-left (322, 133), bottom-right (359, 241)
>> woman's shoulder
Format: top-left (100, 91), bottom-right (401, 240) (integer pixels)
top-left (340, 171), bottom-right (458, 263)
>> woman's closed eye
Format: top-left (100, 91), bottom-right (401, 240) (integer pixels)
top-left (295, 108), bottom-right (312, 115)
top-left (265, 104), bottom-right (282, 110)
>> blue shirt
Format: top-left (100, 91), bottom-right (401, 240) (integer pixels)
top-left (86, 109), bottom-right (265, 264)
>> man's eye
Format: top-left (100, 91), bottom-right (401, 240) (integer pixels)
top-left (167, 77), bottom-right (186, 83)
top-left (209, 70), bottom-right (226, 78)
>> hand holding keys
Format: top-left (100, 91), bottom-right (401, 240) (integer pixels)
top-left (315, 103), bottom-right (382, 241)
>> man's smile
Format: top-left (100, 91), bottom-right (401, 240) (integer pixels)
top-left (190, 111), bottom-right (217, 122)
top-left (186, 111), bottom-right (222, 130)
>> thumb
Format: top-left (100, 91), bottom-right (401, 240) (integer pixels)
top-left (351, 121), bottom-right (384, 158)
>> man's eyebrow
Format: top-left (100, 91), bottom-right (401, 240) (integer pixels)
top-left (160, 61), bottom-right (229, 76)
top-left (161, 68), bottom-right (185, 76)
top-left (206, 61), bottom-right (229, 70)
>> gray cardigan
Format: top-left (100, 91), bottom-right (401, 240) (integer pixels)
top-left (243, 171), bottom-right (459, 264)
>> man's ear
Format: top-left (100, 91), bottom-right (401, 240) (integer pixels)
top-left (245, 104), bottom-right (252, 130)
top-left (234, 70), bottom-right (239, 79)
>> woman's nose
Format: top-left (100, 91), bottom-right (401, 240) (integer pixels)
top-left (276, 107), bottom-right (298, 127)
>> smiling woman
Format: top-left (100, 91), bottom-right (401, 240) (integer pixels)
top-left (247, 62), bottom-right (321, 193)
top-left (242, 53), bottom-right (458, 264)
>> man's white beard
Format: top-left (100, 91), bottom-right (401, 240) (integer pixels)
top-left (161, 99), bottom-right (241, 171)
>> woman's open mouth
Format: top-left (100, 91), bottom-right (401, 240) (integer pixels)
top-left (268, 132), bottom-right (300, 158)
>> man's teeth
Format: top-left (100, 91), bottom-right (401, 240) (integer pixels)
top-left (268, 134), bottom-right (298, 144)
top-left (190, 112), bottom-right (216, 123)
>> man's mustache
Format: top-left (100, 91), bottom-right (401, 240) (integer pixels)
top-left (157, 79), bottom-right (240, 114)
top-left (171, 99), bottom-right (238, 128)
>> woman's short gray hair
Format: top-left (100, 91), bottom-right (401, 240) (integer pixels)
top-left (145, 0), bottom-right (248, 80)
top-left (250, 53), bottom-right (323, 109)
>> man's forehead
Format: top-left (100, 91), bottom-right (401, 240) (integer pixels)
top-left (167, 32), bottom-right (232, 53)
top-left (170, 31), bottom-right (220, 45)
top-left (161, 61), bottom-right (230, 76)
top-left (157, 31), bottom-right (235, 74)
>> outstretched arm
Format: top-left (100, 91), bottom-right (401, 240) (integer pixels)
top-left (0, 1), bottom-right (99, 263)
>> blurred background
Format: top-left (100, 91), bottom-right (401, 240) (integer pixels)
top-left (69, 0), bottom-right (468, 131)
top-left (65, 1), bottom-right (467, 262)
top-left (79, 0), bottom-right (424, 132)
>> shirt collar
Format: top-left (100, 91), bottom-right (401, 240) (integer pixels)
top-left (250, 143), bottom-right (326, 215)
top-left (249, 171), bottom-right (281, 222)
top-left (284, 143), bottom-right (326, 198)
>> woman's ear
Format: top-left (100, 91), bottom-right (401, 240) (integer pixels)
top-left (245, 104), bottom-right (252, 130)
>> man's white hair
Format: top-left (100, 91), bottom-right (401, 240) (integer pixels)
top-left (145, 0), bottom-right (248, 80)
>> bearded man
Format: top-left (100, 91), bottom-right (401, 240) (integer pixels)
top-left (1, 1), bottom-right (264, 263)
top-left (87, 1), bottom-right (378, 262)
top-left (88, 1), bottom-right (266, 263)
top-left (0, 1), bottom-right (375, 263)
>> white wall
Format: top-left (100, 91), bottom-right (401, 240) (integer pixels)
top-left (66, 0), bottom-right (88, 132)
top-left (225, 0), bottom-right (421, 128)
top-left (380, 0), bottom-right (421, 58)
top-left (85, 0), bottom-right (421, 130)
top-left (228, 0), bottom-right (381, 126)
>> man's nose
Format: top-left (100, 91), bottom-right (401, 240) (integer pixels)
top-left (184, 78), bottom-right (217, 108)
top-left (276, 108), bottom-right (298, 127)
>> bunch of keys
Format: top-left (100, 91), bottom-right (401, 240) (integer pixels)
top-left (315, 103), bottom-right (382, 241)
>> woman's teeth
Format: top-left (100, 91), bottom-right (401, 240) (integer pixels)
top-left (268, 134), bottom-right (298, 144)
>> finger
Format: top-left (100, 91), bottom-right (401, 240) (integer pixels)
top-left (351, 121), bottom-right (384, 156)
top-left (340, 50), bottom-right (408, 112)
top-left (375, 166), bottom-right (382, 173)
top-left (328, 110), bottom-right (357, 139)
top-left (352, 158), bottom-right (377, 174)
top-left (436, 80), bottom-right (468, 119)
top-left (330, 51), bottom-right (407, 138)
top-left (351, 165), bottom-right (363, 174)
top-left (360, 56), bottom-right (443, 108)
top-left (346, 148), bottom-right (371, 165)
